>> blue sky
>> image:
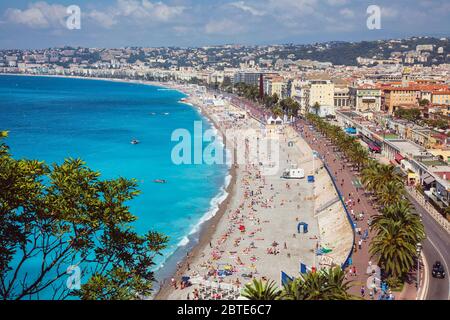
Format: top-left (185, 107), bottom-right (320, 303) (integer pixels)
top-left (0, 0), bottom-right (449, 49)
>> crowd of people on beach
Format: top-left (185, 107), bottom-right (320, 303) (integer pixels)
top-left (161, 91), bottom-right (397, 301)
top-left (161, 94), bottom-right (323, 300)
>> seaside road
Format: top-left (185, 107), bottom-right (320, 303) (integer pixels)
top-left (299, 118), bottom-right (450, 300)
top-left (216, 95), bottom-right (448, 300)
top-left (407, 194), bottom-right (450, 300)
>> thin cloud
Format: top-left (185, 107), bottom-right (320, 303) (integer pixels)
top-left (229, 1), bottom-right (265, 16)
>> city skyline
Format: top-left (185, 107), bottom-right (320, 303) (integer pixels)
top-left (1, 0), bottom-right (450, 49)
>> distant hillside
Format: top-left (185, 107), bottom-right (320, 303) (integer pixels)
top-left (268, 37), bottom-right (450, 66)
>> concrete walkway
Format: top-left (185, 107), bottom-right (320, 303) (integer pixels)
top-left (295, 118), bottom-right (421, 300)
top-left (229, 97), bottom-right (420, 300)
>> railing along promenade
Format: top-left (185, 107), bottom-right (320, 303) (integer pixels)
top-left (406, 186), bottom-right (450, 234)
top-left (229, 95), bottom-right (356, 270)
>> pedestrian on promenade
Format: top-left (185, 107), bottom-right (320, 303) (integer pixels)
top-left (361, 286), bottom-right (365, 297)
top-left (358, 239), bottom-right (362, 250)
top-left (352, 265), bottom-right (357, 276)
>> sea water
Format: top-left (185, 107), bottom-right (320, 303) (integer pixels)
top-left (0, 75), bottom-right (229, 298)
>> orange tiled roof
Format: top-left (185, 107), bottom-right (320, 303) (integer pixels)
top-left (433, 91), bottom-right (450, 95)
top-left (382, 84), bottom-right (449, 92)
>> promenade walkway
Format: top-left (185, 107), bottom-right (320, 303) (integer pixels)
top-left (295, 119), bottom-right (377, 298)
top-left (229, 97), bottom-right (419, 299)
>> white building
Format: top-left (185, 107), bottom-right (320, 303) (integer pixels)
top-left (309, 79), bottom-right (335, 116)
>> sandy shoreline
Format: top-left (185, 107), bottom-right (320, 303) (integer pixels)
top-left (154, 90), bottom-right (240, 300)
top-left (160, 91), bottom-right (353, 300)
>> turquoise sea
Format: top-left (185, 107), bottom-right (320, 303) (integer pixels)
top-left (0, 75), bottom-right (229, 297)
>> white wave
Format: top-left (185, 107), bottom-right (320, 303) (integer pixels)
top-left (157, 88), bottom-right (175, 91)
top-left (187, 177), bottom-right (230, 237)
top-left (178, 101), bottom-right (193, 107)
top-left (159, 172), bottom-right (232, 266)
top-left (178, 236), bottom-right (190, 247)
top-left (155, 99), bottom-right (233, 273)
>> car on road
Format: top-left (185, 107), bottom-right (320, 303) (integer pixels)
top-left (432, 261), bottom-right (446, 279)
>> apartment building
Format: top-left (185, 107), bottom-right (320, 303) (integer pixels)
top-left (233, 72), bottom-right (261, 86)
top-left (290, 79), bottom-right (310, 114)
top-left (382, 80), bottom-right (449, 114)
top-left (432, 91), bottom-right (450, 105)
top-left (355, 86), bottom-right (382, 112)
top-left (383, 86), bottom-right (420, 114)
top-left (309, 79), bottom-right (335, 116)
top-left (334, 85), bottom-right (351, 109)
top-left (264, 75), bottom-right (288, 99)
top-left (309, 79), bottom-right (335, 107)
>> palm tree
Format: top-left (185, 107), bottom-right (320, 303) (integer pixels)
top-left (272, 106), bottom-right (284, 117)
top-left (311, 102), bottom-right (321, 115)
top-left (281, 267), bottom-right (357, 300)
top-left (361, 161), bottom-right (381, 193)
top-left (372, 201), bottom-right (425, 244)
top-left (348, 144), bottom-right (369, 171)
top-left (241, 279), bottom-right (281, 300)
top-left (361, 163), bottom-right (403, 195)
top-left (376, 180), bottom-right (405, 208)
top-left (370, 221), bottom-right (418, 279)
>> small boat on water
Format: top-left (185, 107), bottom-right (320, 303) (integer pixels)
top-left (154, 179), bottom-right (167, 184)
top-left (131, 139), bottom-right (140, 145)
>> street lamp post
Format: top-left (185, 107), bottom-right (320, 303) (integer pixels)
top-left (416, 243), bottom-right (422, 290)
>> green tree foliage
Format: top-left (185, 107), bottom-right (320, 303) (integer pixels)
top-left (311, 102), bottom-right (321, 115)
top-left (425, 118), bottom-right (449, 130)
top-left (242, 267), bottom-right (358, 300)
top-left (394, 107), bottom-right (422, 123)
top-left (241, 279), bottom-right (281, 300)
top-left (419, 99), bottom-right (430, 107)
top-left (282, 267), bottom-right (357, 300)
top-left (0, 132), bottom-right (168, 300)
top-left (305, 116), bottom-right (426, 283)
top-left (234, 83), bottom-right (299, 117)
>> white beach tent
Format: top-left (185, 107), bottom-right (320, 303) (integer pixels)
top-left (267, 116), bottom-right (275, 125)
top-left (275, 116), bottom-right (283, 125)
